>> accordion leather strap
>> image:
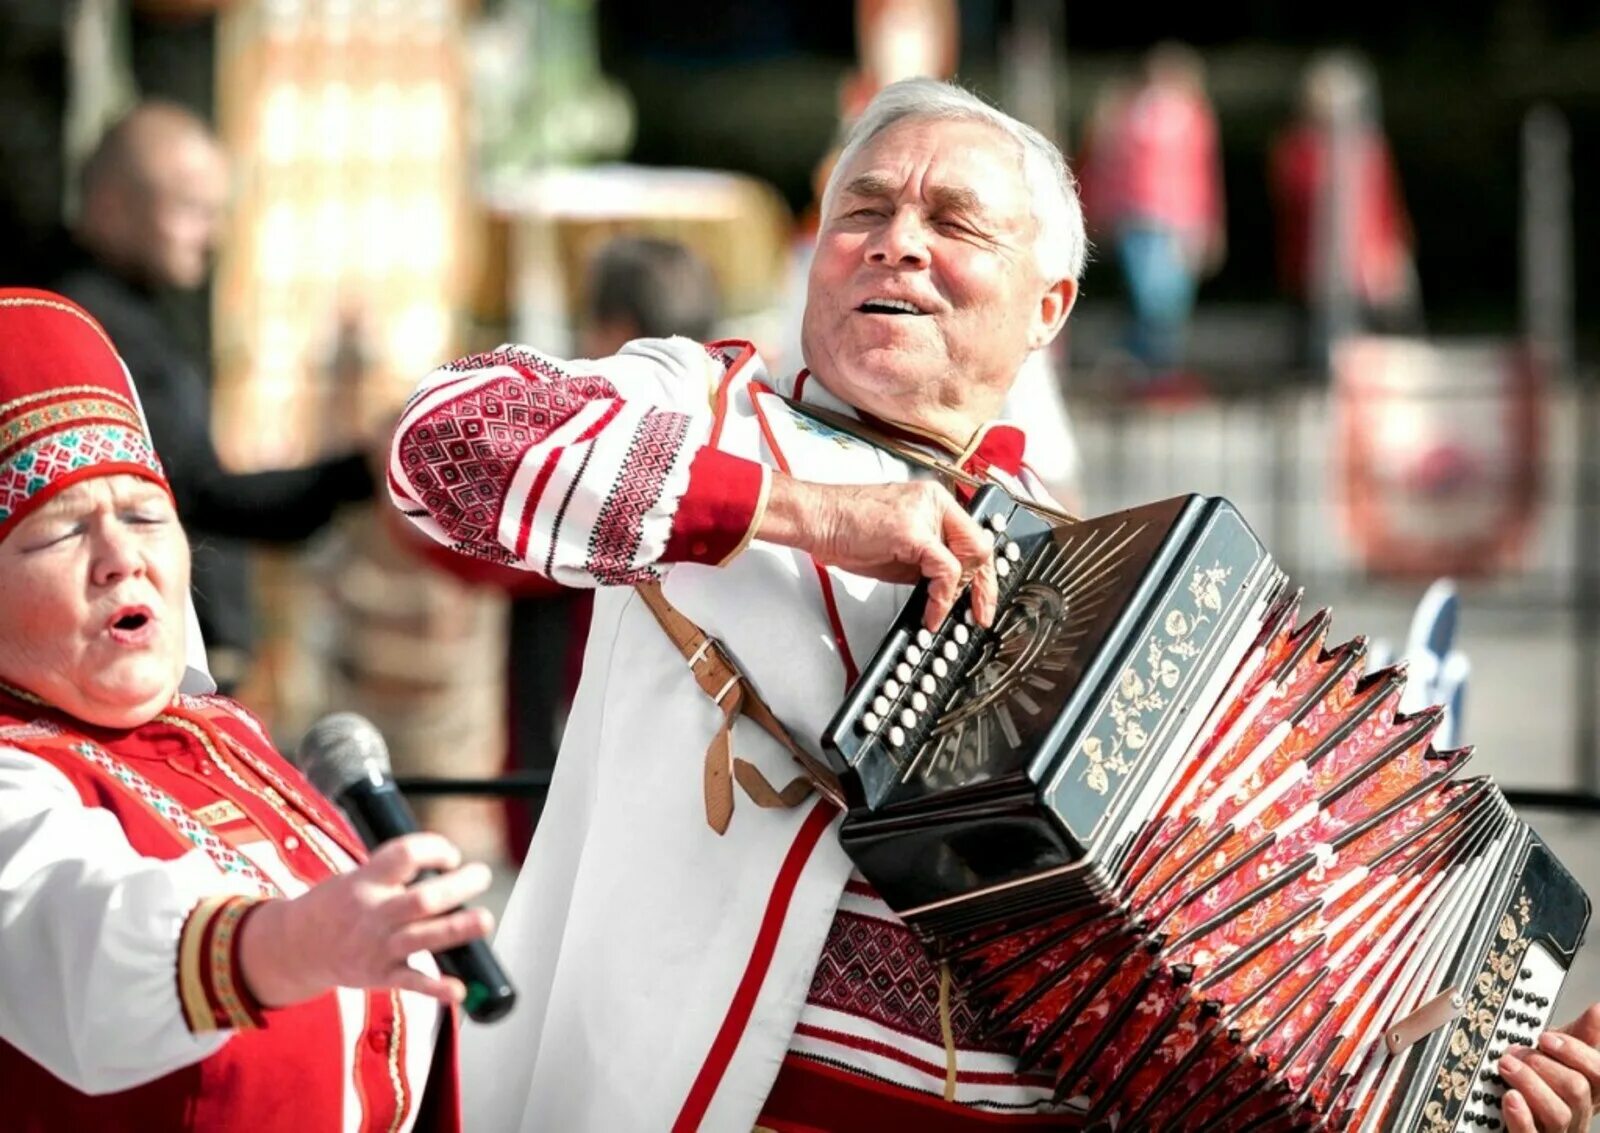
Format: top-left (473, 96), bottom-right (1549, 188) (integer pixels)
top-left (635, 581), bottom-right (846, 834)
top-left (778, 395), bottom-right (1079, 526)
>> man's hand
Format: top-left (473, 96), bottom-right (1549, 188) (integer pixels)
top-left (758, 474), bottom-right (996, 631)
top-left (238, 833), bottom-right (494, 1008)
top-left (1500, 1006), bottom-right (1600, 1132)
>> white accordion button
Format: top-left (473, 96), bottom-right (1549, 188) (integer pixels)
top-left (1005, 542), bottom-right (1022, 562)
top-left (943, 641), bottom-right (959, 660)
top-left (932, 658), bottom-right (949, 678)
top-left (996, 558), bottom-right (1011, 579)
top-left (911, 691), bottom-right (928, 711)
top-left (899, 707), bottom-right (917, 728)
top-left (884, 679), bottom-right (902, 698)
top-left (872, 695), bottom-right (890, 716)
top-left (861, 711), bottom-right (880, 732)
top-left (896, 662), bottom-right (913, 682)
top-left (953, 624), bottom-right (970, 645)
top-left (916, 628), bottom-right (934, 649)
top-left (989, 513), bottom-right (1008, 532)
top-left (888, 725), bottom-right (906, 747)
top-left (905, 644), bottom-right (924, 664)
top-left (921, 673), bottom-right (938, 692)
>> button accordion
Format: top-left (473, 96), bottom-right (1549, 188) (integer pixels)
top-left (821, 488), bottom-right (1591, 1132)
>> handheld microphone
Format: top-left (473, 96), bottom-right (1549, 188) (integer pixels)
top-left (294, 712), bottom-right (516, 1024)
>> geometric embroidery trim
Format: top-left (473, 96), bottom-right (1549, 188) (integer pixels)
top-left (69, 741), bottom-right (279, 897)
top-left (0, 424), bottom-right (165, 523)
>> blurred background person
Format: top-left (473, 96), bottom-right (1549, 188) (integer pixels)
top-left (48, 101), bottom-right (376, 694)
top-left (1079, 42), bottom-right (1225, 393)
top-left (1269, 50), bottom-right (1421, 375)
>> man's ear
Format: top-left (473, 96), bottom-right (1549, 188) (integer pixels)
top-left (1029, 277), bottom-right (1078, 351)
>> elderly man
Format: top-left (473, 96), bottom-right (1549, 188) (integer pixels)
top-left (0, 289), bottom-right (493, 1130)
top-left (390, 80), bottom-right (1600, 1131)
top-left (50, 100), bottom-right (375, 690)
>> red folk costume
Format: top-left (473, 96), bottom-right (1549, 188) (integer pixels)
top-left (391, 337), bottom-right (1084, 1130)
top-left (0, 290), bottom-right (457, 1132)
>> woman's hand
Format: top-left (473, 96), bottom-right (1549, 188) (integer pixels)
top-left (1501, 1006), bottom-right (1600, 1132)
top-left (238, 832), bottom-right (494, 1008)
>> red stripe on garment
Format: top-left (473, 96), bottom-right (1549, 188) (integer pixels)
top-left (706, 340), bottom-right (756, 449)
top-left (672, 798), bottom-right (838, 1132)
top-left (512, 400), bottom-right (624, 562)
top-left (757, 1055), bottom-right (1084, 1132)
top-left (748, 381), bottom-right (860, 686)
top-left (790, 1022), bottom-right (1042, 1087)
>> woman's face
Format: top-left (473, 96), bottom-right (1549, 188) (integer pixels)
top-left (0, 475), bottom-right (190, 728)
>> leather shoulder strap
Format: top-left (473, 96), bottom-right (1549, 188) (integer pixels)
top-left (634, 581), bottom-right (845, 833)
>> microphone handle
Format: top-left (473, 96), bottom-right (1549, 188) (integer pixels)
top-left (338, 778), bottom-right (517, 1023)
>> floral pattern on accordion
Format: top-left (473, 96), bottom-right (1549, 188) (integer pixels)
top-left (1081, 563), bottom-right (1231, 797)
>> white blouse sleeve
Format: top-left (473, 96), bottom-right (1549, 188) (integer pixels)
top-left (0, 745), bottom-right (245, 1095)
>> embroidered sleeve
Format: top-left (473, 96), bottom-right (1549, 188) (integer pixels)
top-left (177, 895), bottom-right (270, 1033)
top-left (0, 747), bottom-right (236, 1093)
top-left (388, 336), bottom-right (770, 587)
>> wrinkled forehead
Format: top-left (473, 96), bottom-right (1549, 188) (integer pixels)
top-left (830, 116), bottom-right (1031, 217)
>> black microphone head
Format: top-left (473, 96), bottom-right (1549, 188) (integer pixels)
top-left (294, 711), bottom-right (392, 800)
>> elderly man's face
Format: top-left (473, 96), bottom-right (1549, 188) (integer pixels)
top-left (801, 117), bottom-right (1073, 440)
top-left (0, 476), bottom-right (189, 728)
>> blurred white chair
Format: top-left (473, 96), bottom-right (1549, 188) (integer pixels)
top-left (1367, 579), bottom-right (1470, 749)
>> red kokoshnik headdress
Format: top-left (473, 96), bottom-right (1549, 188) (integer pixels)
top-left (0, 288), bottom-right (168, 540)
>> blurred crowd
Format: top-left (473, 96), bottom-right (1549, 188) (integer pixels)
top-left (0, 0), bottom-right (1431, 871)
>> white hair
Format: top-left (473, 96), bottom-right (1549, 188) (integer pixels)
top-left (820, 78), bottom-right (1088, 283)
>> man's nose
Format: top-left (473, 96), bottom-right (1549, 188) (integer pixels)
top-left (867, 208), bottom-right (930, 268)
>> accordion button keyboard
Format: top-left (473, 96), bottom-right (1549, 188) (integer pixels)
top-left (1453, 943), bottom-right (1564, 1133)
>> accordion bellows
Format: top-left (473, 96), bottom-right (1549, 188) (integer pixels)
top-left (822, 491), bottom-right (1589, 1132)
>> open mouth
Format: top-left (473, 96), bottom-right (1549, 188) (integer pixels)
top-left (857, 298), bottom-right (927, 316)
top-left (107, 607), bottom-right (154, 641)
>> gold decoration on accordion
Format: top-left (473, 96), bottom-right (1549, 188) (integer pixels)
top-left (1082, 563), bottom-right (1232, 796)
top-left (1421, 893), bottom-right (1536, 1132)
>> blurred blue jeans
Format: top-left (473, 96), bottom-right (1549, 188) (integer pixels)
top-left (1116, 224), bottom-right (1198, 373)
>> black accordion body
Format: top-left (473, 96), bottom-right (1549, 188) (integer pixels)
top-left (822, 488), bottom-right (1591, 1132)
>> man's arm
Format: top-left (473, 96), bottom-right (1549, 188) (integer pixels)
top-left (389, 339), bottom-right (768, 588)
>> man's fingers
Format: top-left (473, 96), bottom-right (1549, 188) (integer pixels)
top-left (969, 557), bottom-right (998, 628)
top-left (1537, 1030), bottom-right (1600, 1107)
top-left (920, 541), bottom-right (965, 631)
top-left (1500, 1047), bottom-right (1576, 1131)
top-left (1558, 1005), bottom-right (1600, 1050)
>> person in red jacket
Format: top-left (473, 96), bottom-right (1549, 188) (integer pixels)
top-left (0, 289), bottom-right (493, 1131)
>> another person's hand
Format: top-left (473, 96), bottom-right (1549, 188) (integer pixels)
top-left (239, 832), bottom-right (494, 1008)
top-left (1500, 1006), bottom-right (1600, 1132)
top-left (758, 474), bottom-right (996, 631)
